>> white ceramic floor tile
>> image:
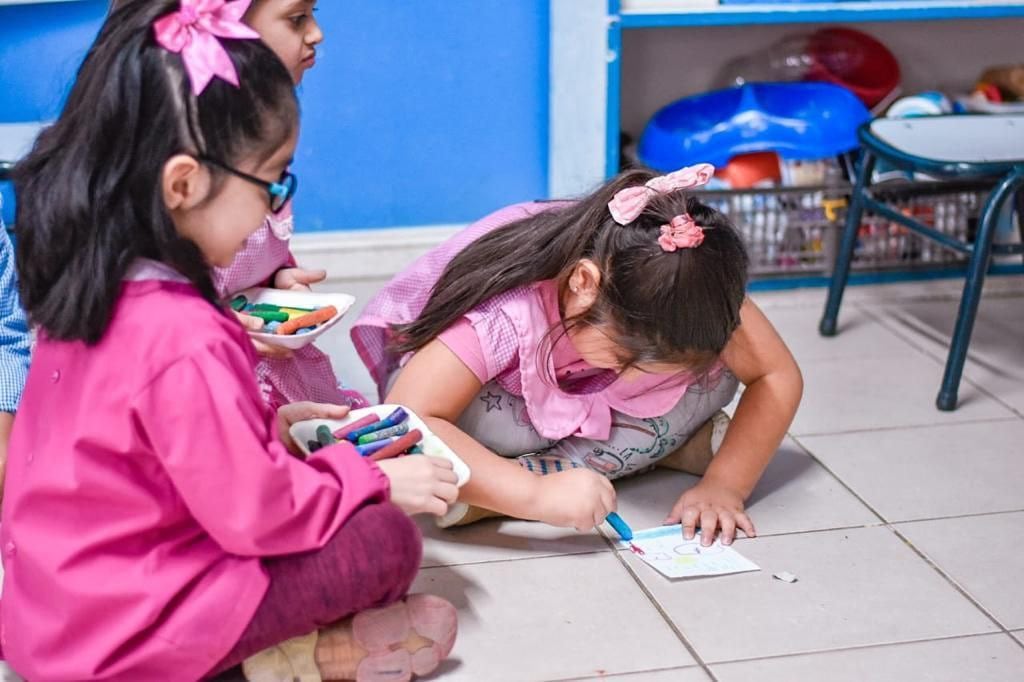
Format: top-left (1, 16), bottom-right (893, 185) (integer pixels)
top-left (411, 553), bottom-right (696, 681)
top-left (801, 420), bottom-right (1024, 522)
top-left (562, 667), bottom-right (710, 681)
top-left (790, 351), bottom-right (1013, 436)
top-left (874, 297), bottom-right (1024, 414)
top-left (622, 526), bottom-right (997, 663)
top-left (417, 515), bottom-right (608, 568)
top-left (711, 634), bottom-right (1024, 682)
top-left (607, 439), bottom-right (877, 539)
top-left (897, 513), bottom-right (1024, 629)
top-left (761, 303), bottom-right (916, 363)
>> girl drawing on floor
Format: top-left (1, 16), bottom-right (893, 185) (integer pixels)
top-left (353, 164), bottom-right (803, 544)
top-left (2, 2), bottom-right (458, 680)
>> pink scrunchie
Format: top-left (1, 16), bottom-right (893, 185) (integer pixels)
top-left (658, 214), bottom-right (704, 252)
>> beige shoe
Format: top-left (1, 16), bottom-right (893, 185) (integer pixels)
top-left (435, 502), bottom-right (504, 529)
top-left (656, 411), bottom-right (730, 476)
top-left (242, 631), bottom-right (321, 682)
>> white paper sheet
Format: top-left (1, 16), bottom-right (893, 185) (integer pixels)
top-left (616, 524), bottom-right (760, 579)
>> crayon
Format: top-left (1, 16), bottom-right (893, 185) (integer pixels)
top-left (264, 321), bottom-right (281, 333)
top-left (276, 306), bottom-right (338, 335)
top-left (344, 407), bottom-right (408, 443)
top-left (307, 439), bottom-right (323, 453)
top-left (248, 310), bottom-right (289, 323)
top-left (280, 306), bottom-right (316, 316)
top-left (368, 429), bottom-right (423, 462)
top-left (229, 295), bottom-right (248, 312)
top-left (356, 423), bottom-right (410, 445)
top-left (355, 438), bottom-right (397, 457)
top-left (332, 414), bottom-right (378, 440)
top-left (316, 425), bottom-right (337, 447)
top-left (605, 512), bottom-right (633, 542)
top-left (251, 303), bottom-right (283, 312)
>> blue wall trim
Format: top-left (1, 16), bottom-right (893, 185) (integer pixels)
top-left (0, 1), bottom-right (551, 231)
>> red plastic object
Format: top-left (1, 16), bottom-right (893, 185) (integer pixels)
top-left (717, 152), bottom-right (782, 189)
top-left (806, 28), bottom-right (900, 108)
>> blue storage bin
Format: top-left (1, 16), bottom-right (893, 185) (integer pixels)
top-left (638, 82), bottom-right (870, 171)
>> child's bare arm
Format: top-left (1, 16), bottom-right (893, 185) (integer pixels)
top-left (708, 297), bottom-right (803, 498)
top-left (387, 339), bottom-right (615, 530)
top-left (668, 298), bottom-right (803, 544)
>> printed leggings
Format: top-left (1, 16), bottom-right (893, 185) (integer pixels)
top-left (454, 372), bottom-right (739, 481)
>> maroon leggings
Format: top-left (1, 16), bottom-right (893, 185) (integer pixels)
top-left (208, 502), bottom-right (422, 677)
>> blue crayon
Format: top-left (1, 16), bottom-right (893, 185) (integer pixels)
top-left (355, 438), bottom-right (397, 457)
top-left (605, 512), bottom-right (633, 542)
top-left (345, 407), bottom-right (409, 443)
top-left (357, 422), bottom-right (410, 445)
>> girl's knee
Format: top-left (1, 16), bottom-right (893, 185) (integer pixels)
top-left (350, 502), bottom-right (422, 599)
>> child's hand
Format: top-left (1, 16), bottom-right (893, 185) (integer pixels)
top-left (536, 469), bottom-right (617, 532)
top-left (376, 456), bottom-right (459, 517)
top-left (276, 401), bottom-right (350, 457)
top-left (234, 311), bottom-right (293, 359)
top-left (665, 479), bottom-right (756, 547)
top-left (274, 267), bottom-right (327, 291)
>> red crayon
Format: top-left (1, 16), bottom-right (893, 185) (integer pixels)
top-left (332, 414), bottom-right (378, 440)
top-left (368, 429), bottom-right (423, 462)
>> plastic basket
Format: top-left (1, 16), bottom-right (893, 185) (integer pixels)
top-left (691, 179), bottom-right (997, 278)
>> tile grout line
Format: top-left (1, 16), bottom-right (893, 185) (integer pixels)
top-left (789, 434), bottom-right (1017, 637)
top-left (888, 524), bottom-right (1015, 636)
top-left (858, 304), bottom-right (1024, 419)
top-left (791, 414), bottom-right (1020, 440)
top-left (696, 629), bottom-right (1019, 667)
top-left (599, 530), bottom-right (722, 682)
top-left (542, 664), bottom-right (703, 682)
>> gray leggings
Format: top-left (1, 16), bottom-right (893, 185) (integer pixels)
top-left (453, 372), bottom-right (738, 481)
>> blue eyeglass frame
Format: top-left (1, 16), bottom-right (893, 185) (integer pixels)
top-left (199, 156), bottom-right (298, 214)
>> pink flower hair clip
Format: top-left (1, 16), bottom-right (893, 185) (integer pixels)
top-left (658, 214), bottom-right (705, 252)
top-left (153, 0), bottom-right (261, 96)
top-left (607, 162), bottom-right (715, 225)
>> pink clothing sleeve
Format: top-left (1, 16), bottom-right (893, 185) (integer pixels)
top-left (133, 339), bottom-right (389, 557)
top-left (437, 318), bottom-right (489, 383)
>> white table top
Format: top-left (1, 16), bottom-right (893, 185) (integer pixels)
top-left (869, 115), bottom-right (1024, 165)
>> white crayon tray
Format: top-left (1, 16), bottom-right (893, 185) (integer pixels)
top-left (290, 404), bottom-right (471, 487)
top-left (234, 286), bottom-right (356, 350)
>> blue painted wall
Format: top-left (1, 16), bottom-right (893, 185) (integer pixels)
top-left (0, 0), bottom-right (550, 230)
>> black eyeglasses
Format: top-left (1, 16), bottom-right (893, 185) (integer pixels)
top-left (200, 157), bottom-right (298, 214)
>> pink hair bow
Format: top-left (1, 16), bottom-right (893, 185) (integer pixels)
top-left (658, 214), bottom-right (704, 252)
top-left (607, 163), bottom-right (715, 225)
top-left (154, 0), bottom-right (260, 96)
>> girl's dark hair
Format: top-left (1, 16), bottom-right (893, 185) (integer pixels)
top-left (394, 169), bottom-right (750, 375)
top-left (15, 0), bottom-right (298, 343)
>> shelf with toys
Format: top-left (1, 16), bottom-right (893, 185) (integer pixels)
top-left (548, 0), bottom-right (1024, 284)
top-left (618, 0), bottom-right (1024, 28)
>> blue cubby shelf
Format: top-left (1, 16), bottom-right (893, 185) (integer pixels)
top-left (619, 1), bottom-right (1024, 27)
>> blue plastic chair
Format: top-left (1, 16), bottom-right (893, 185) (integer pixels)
top-left (820, 114), bottom-right (1024, 411)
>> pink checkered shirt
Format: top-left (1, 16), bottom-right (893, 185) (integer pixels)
top-left (351, 202), bottom-right (548, 400)
top-left (214, 210), bottom-right (368, 410)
